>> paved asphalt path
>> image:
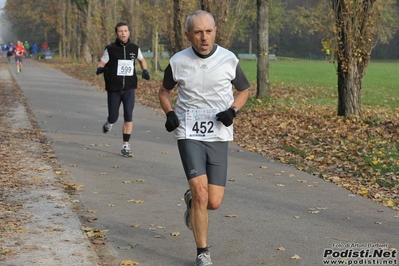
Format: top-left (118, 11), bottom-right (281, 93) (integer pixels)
top-left (7, 58), bottom-right (399, 266)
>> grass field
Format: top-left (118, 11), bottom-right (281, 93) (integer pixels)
top-left (238, 59), bottom-right (399, 111)
top-left (154, 58), bottom-right (398, 111)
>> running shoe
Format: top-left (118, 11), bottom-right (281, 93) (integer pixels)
top-left (102, 121), bottom-right (112, 134)
top-left (121, 144), bottom-right (133, 157)
top-left (184, 189), bottom-right (192, 230)
top-left (195, 252), bottom-right (213, 266)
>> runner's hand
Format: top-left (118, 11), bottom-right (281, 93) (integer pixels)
top-left (216, 108), bottom-right (236, 127)
top-left (142, 69), bottom-right (150, 80)
top-left (165, 111), bottom-right (179, 132)
top-left (96, 67), bottom-right (105, 75)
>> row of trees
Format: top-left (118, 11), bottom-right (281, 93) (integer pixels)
top-left (2, 0), bottom-right (398, 60)
top-left (1, 0), bottom-right (257, 62)
top-left (2, 0), bottom-right (398, 116)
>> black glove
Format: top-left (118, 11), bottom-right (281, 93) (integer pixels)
top-left (96, 67), bottom-right (105, 75)
top-left (142, 69), bottom-right (150, 80)
top-left (216, 108), bottom-right (236, 127)
top-left (165, 111), bottom-right (179, 132)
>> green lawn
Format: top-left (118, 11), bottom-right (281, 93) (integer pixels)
top-left (152, 58), bottom-right (398, 110)
top-left (238, 59), bottom-right (399, 110)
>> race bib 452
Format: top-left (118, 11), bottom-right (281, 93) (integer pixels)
top-left (185, 108), bottom-right (219, 139)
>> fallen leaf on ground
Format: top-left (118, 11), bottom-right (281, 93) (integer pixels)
top-left (120, 259), bottom-right (139, 265)
top-left (118, 244), bottom-right (136, 250)
top-left (291, 254), bottom-right (301, 259)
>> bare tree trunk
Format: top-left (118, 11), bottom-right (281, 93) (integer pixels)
top-left (129, 0), bottom-right (140, 44)
top-left (59, 0), bottom-right (66, 58)
top-left (337, 60), bottom-right (362, 116)
top-left (256, 0), bottom-right (270, 98)
top-left (333, 0), bottom-right (378, 116)
top-left (81, 0), bottom-right (93, 62)
top-left (173, 0), bottom-right (188, 52)
top-left (102, 0), bottom-right (110, 45)
top-left (64, 1), bottom-right (72, 57)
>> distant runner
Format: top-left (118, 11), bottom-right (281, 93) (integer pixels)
top-left (13, 41), bottom-right (26, 73)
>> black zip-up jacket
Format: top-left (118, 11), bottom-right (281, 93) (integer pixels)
top-left (103, 38), bottom-right (139, 92)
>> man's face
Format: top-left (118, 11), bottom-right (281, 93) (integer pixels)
top-left (116, 25), bottom-right (130, 43)
top-left (185, 14), bottom-right (217, 56)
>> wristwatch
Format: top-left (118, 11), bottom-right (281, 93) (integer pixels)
top-left (231, 106), bottom-right (239, 116)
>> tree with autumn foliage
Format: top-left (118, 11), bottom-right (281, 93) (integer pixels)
top-left (332, 0), bottom-right (379, 116)
top-left (3, 0), bottom-right (59, 45)
top-left (287, 0), bottom-right (399, 117)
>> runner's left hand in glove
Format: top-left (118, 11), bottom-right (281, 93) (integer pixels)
top-left (96, 67), bottom-right (105, 75)
top-left (216, 108), bottom-right (236, 127)
top-left (142, 69), bottom-right (150, 80)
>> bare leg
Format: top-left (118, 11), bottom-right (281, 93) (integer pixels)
top-left (122, 121), bottom-right (133, 145)
top-left (189, 174), bottom-right (225, 248)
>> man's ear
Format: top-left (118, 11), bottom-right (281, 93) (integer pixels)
top-left (184, 31), bottom-right (190, 40)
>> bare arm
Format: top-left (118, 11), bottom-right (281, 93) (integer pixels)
top-left (158, 86), bottom-right (174, 114)
top-left (138, 58), bottom-right (148, 70)
top-left (231, 89), bottom-right (249, 110)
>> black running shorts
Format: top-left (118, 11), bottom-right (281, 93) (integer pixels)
top-left (107, 89), bottom-right (135, 123)
top-left (177, 139), bottom-right (228, 186)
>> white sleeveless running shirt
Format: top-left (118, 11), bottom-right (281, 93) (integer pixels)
top-left (169, 45), bottom-right (240, 142)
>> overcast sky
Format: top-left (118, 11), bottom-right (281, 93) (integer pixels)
top-left (0, 0), bottom-right (5, 9)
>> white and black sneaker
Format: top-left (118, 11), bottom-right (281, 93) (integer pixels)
top-left (121, 144), bottom-right (133, 157)
top-left (102, 121), bottom-right (112, 134)
top-left (195, 252), bottom-right (213, 266)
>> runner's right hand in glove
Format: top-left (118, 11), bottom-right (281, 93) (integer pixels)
top-left (165, 111), bottom-right (179, 132)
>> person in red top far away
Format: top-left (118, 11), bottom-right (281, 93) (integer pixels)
top-left (13, 41), bottom-right (26, 74)
top-left (41, 42), bottom-right (49, 52)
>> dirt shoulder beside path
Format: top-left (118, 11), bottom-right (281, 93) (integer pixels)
top-left (0, 58), bottom-right (111, 265)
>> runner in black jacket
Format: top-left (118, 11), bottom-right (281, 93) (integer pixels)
top-left (96, 21), bottom-right (150, 157)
